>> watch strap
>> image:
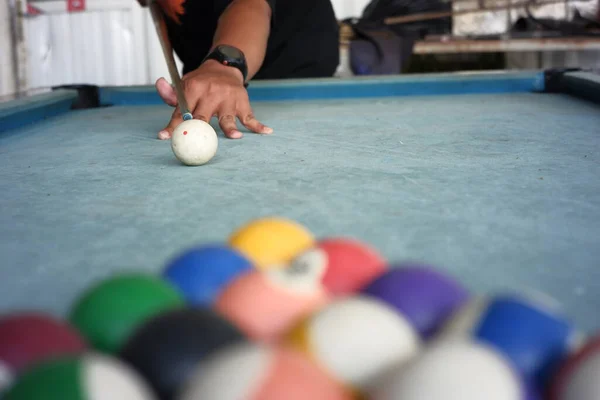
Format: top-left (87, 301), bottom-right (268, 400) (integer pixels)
top-left (203, 45), bottom-right (249, 84)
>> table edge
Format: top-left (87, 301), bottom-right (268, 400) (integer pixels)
top-left (3, 69), bottom-right (598, 133)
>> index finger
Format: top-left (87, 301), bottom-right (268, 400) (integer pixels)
top-left (158, 108), bottom-right (184, 140)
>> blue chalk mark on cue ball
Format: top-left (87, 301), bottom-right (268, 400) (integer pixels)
top-left (183, 112), bottom-right (193, 121)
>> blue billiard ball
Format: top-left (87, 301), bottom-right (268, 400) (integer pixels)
top-left (163, 244), bottom-right (252, 306)
top-left (437, 292), bottom-right (578, 388)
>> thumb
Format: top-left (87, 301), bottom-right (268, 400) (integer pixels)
top-left (155, 77), bottom-right (178, 107)
top-left (158, 108), bottom-right (184, 140)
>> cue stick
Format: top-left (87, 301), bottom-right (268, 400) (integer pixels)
top-left (148, 0), bottom-right (193, 121)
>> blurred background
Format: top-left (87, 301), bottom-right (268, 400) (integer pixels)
top-left (1, 0), bottom-right (599, 98)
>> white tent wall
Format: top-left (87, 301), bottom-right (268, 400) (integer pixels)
top-left (20, 0), bottom-right (180, 90)
top-left (1, 0), bottom-right (371, 96)
top-left (0, 0), bottom-right (16, 97)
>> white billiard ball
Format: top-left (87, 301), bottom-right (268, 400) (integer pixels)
top-left (369, 340), bottom-right (524, 400)
top-left (171, 119), bottom-right (218, 166)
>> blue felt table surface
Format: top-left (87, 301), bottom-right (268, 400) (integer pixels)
top-left (0, 87), bottom-right (599, 332)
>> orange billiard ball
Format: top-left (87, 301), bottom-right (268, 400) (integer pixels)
top-left (214, 256), bottom-right (329, 342)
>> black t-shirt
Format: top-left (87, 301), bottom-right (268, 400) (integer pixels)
top-left (163, 0), bottom-right (340, 80)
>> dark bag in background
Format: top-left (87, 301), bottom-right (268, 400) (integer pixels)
top-left (344, 19), bottom-right (415, 75)
top-left (345, 0), bottom-right (453, 75)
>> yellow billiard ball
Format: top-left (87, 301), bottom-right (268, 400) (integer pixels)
top-left (228, 217), bottom-right (314, 270)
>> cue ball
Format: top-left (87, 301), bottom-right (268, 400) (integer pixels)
top-left (171, 119), bottom-right (218, 166)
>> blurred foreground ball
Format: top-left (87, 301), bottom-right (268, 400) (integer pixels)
top-left (285, 295), bottom-right (420, 393)
top-left (178, 342), bottom-right (352, 400)
top-left (436, 292), bottom-right (577, 386)
top-left (370, 340), bottom-right (524, 400)
top-left (228, 217), bottom-right (314, 270)
top-left (292, 237), bottom-right (386, 296)
top-left (215, 259), bottom-right (329, 341)
top-left (163, 244), bottom-right (252, 306)
top-left (548, 334), bottom-right (600, 400)
top-left (0, 312), bottom-right (87, 392)
top-left (69, 274), bottom-right (184, 353)
top-left (362, 264), bottom-right (469, 338)
top-left (119, 307), bottom-right (246, 400)
top-left (3, 353), bottom-right (156, 400)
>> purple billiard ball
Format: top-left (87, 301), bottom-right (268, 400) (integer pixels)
top-left (526, 381), bottom-right (541, 400)
top-left (361, 263), bottom-right (470, 338)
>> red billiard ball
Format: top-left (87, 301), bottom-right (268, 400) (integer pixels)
top-left (548, 334), bottom-right (600, 400)
top-left (0, 312), bottom-right (87, 391)
top-left (289, 237), bottom-right (387, 296)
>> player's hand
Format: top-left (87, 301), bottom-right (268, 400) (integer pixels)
top-left (155, 60), bottom-right (273, 140)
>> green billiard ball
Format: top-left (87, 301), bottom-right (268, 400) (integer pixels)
top-left (3, 353), bottom-right (157, 400)
top-left (69, 274), bottom-right (185, 353)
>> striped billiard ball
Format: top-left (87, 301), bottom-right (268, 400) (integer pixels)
top-left (288, 237), bottom-right (387, 296)
top-left (178, 342), bottom-right (352, 400)
top-left (3, 353), bottom-right (156, 400)
top-left (548, 334), bottom-right (600, 400)
top-left (119, 307), bottom-right (246, 400)
top-left (369, 340), bottom-right (524, 400)
top-left (436, 292), bottom-right (579, 387)
top-left (0, 312), bottom-right (87, 392)
top-left (285, 295), bottom-right (420, 394)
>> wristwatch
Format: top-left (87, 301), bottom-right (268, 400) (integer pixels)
top-left (203, 45), bottom-right (249, 87)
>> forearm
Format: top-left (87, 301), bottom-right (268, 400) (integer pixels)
top-left (211, 0), bottom-right (271, 80)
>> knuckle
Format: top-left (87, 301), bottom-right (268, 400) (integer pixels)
top-left (206, 83), bottom-right (223, 96)
top-left (219, 114), bottom-right (235, 123)
top-left (187, 79), bottom-right (203, 92)
top-left (242, 113), bottom-right (255, 124)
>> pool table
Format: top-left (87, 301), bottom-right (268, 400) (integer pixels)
top-left (1, 69), bottom-right (599, 334)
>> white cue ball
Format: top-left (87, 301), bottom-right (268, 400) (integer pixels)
top-left (171, 119), bottom-right (218, 166)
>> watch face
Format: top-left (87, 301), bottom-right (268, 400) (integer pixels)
top-left (218, 45), bottom-right (243, 59)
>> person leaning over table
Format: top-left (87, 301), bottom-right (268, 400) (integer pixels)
top-left (137, 0), bottom-right (340, 139)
